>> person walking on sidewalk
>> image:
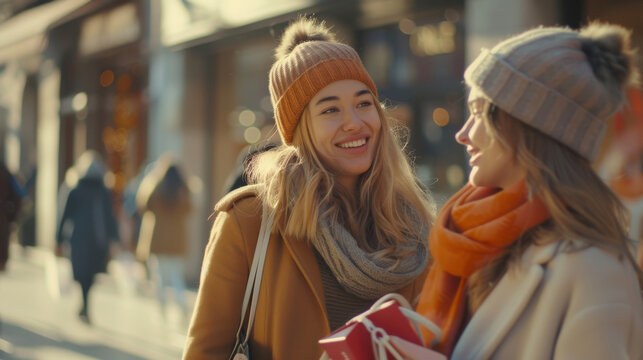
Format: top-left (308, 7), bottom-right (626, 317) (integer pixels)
top-left (56, 150), bottom-right (119, 324)
top-left (135, 155), bottom-right (192, 319)
top-left (416, 23), bottom-right (643, 359)
top-left (183, 17), bottom-right (436, 359)
top-left (0, 161), bottom-right (22, 272)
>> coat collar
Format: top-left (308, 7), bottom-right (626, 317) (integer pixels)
top-left (215, 184), bottom-right (262, 212)
top-left (216, 184), bottom-right (331, 334)
top-left (451, 241), bottom-right (561, 360)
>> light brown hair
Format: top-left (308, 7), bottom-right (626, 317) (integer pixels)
top-left (468, 101), bottom-right (643, 312)
top-left (249, 98), bottom-right (435, 267)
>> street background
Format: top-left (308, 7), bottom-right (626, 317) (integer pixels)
top-left (0, 0), bottom-right (641, 359)
top-left (0, 243), bottom-right (193, 360)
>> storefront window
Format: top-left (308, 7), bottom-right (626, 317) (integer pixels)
top-left (229, 41), bottom-right (275, 146)
top-left (359, 10), bottom-right (467, 199)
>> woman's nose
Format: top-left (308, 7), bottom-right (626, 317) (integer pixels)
top-left (455, 117), bottom-right (472, 145)
top-left (342, 109), bottom-right (362, 131)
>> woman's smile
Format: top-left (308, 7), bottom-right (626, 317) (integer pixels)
top-left (336, 135), bottom-right (369, 152)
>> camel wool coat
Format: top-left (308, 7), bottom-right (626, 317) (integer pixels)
top-left (451, 239), bottom-right (643, 360)
top-left (183, 185), bottom-right (429, 360)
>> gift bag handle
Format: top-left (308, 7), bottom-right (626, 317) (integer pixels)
top-left (370, 293), bottom-right (443, 348)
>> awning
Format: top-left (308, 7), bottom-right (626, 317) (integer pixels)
top-left (0, 0), bottom-right (90, 64)
top-left (161, 0), bottom-right (317, 49)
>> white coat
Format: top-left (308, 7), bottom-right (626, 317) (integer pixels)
top-left (452, 240), bottom-right (643, 360)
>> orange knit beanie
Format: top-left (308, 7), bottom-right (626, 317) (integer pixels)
top-left (269, 18), bottom-right (377, 145)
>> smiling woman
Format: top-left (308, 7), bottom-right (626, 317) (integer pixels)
top-left (305, 80), bottom-right (381, 191)
top-left (416, 22), bottom-right (643, 360)
top-left (182, 16), bottom-right (436, 360)
top-left (456, 88), bottom-right (525, 189)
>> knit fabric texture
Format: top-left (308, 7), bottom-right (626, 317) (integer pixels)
top-left (269, 40), bottom-right (377, 145)
top-left (464, 27), bottom-right (625, 161)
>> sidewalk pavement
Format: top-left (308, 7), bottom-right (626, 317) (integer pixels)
top-left (0, 244), bottom-right (197, 360)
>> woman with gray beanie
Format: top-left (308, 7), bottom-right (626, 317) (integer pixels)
top-left (416, 22), bottom-right (643, 359)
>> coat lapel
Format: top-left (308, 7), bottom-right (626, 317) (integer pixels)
top-left (281, 231), bottom-right (328, 329)
top-left (451, 242), bottom-right (560, 360)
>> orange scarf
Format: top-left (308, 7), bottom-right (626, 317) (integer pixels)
top-left (416, 180), bottom-right (550, 356)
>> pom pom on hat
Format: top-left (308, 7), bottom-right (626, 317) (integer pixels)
top-left (269, 17), bottom-right (377, 145)
top-left (274, 18), bottom-right (335, 60)
top-left (464, 22), bottom-right (639, 162)
top-left (579, 22), bottom-right (639, 94)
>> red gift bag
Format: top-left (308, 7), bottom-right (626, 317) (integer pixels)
top-left (388, 336), bottom-right (446, 360)
top-left (318, 322), bottom-right (371, 358)
top-left (319, 293), bottom-right (444, 360)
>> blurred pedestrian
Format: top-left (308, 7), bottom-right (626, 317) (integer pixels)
top-left (56, 150), bottom-right (119, 324)
top-left (18, 168), bottom-right (36, 249)
top-left (416, 23), bottom-right (643, 359)
top-left (57, 166), bottom-right (78, 247)
top-left (121, 161), bottom-right (156, 252)
top-left (183, 17), bottom-right (436, 359)
top-left (1, 161), bottom-right (22, 272)
top-left (135, 155), bottom-right (192, 319)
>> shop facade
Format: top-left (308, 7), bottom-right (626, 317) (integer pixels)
top-left (2, 0), bottom-right (640, 282)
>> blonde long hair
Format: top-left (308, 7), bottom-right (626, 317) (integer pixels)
top-left (249, 99), bottom-right (435, 263)
top-left (468, 103), bottom-right (643, 311)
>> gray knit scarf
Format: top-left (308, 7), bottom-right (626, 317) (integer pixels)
top-left (311, 208), bottom-right (429, 300)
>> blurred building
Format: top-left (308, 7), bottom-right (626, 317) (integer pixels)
top-left (0, 0), bottom-right (641, 285)
top-left (0, 0), bottom-right (147, 265)
top-left (154, 0), bottom-right (468, 202)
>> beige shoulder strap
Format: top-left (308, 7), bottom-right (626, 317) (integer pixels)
top-left (234, 203), bottom-right (275, 346)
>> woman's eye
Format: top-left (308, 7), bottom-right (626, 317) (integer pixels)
top-left (357, 101), bottom-right (372, 108)
top-left (470, 111), bottom-right (483, 121)
top-left (321, 107), bottom-right (338, 114)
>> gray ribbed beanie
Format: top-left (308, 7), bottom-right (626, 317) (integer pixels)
top-left (464, 23), bottom-right (638, 161)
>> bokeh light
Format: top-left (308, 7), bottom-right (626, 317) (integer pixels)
top-left (116, 74), bottom-right (132, 92)
top-left (433, 107), bottom-right (450, 127)
top-left (100, 70), bottom-right (114, 87)
top-left (72, 92), bottom-right (88, 112)
top-left (238, 109), bottom-right (256, 127)
top-left (244, 127), bottom-right (261, 143)
top-left (446, 164), bottom-right (465, 188)
top-left (399, 18), bottom-right (416, 35)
